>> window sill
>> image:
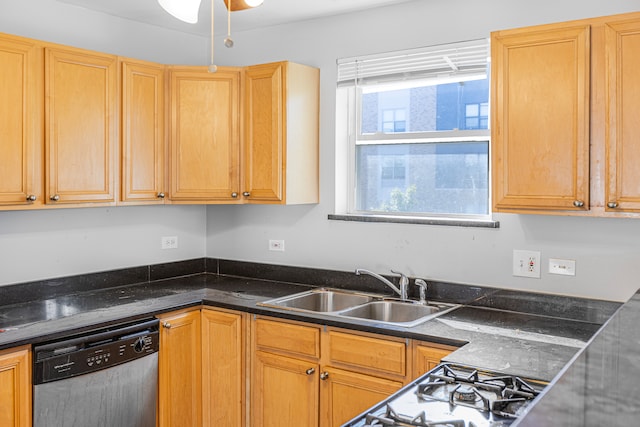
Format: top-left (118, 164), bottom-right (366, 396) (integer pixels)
top-left (328, 214), bottom-right (499, 228)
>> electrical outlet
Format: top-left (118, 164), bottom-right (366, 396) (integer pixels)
top-left (513, 250), bottom-right (541, 278)
top-left (268, 239), bottom-right (285, 252)
top-left (549, 258), bottom-right (576, 276)
top-left (161, 236), bottom-right (178, 249)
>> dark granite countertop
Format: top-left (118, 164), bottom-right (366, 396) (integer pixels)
top-left (513, 288), bottom-right (640, 426)
top-left (0, 262), bottom-right (615, 383)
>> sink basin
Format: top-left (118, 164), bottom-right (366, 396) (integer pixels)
top-left (258, 288), bottom-right (460, 327)
top-left (338, 300), bottom-right (459, 327)
top-left (258, 289), bottom-right (375, 313)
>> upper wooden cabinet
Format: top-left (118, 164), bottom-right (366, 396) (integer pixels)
top-left (167, 66), bottom-right (241, 203)
top-left (492, 11), bottom-right (640, 216)
top-left (491, 24), bottom-right (591, 212)
top-left (45, 45), bottom-right (118, 205)
top-left (0, 34), bottom-right (43, 208)
top-left (244, 61), bottom-right (320, 204)
top-left (605, 17), bottom-right (640, 212)
top-left (121, 58), bottom-right (166, 204)
top-left (0, 31), bottom-right (321, 211)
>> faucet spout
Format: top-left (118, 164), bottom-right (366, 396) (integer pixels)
top-left (355, 268), bottom-right (408, 300)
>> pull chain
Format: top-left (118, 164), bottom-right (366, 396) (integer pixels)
top-left (208, 0), bottom-right (217, 72)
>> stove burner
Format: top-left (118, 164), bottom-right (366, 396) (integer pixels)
top-left (348, 364), bottom-right (547, 427)
top-left (363, 404), bottom-right (468, 427)
top-left (416, 364), bottom-right (543, 418)
top-left (453, 385), bottom-right (478, 402)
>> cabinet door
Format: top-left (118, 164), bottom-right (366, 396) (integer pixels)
top-left (244, 62), bottom-right (284, 202)
top-left (0, 345), bottom-right (31, 427)
top-left (121, 59), bottom-right (166, 203)
top-left (0, 35), bottom-right (42, 207)
top-left (201, 309), bottom-right (244, 427)
top-left (252, 351), bottom-right (319, 427)
top-left (168, 67), bottom-right (240, 202)
top-left (413, 343), bottom-right (454, 377)
top-left (320, 366), bottom-right (402, 427)
top-left (326, 329), bottom-right (407, 378)
top-left (605, 18), bottom-right (640, 212)
top-left (45, 46), bottom-right (118, 204)
top-left (158, 310), bottom-right (202, 427)
top-left (492, 25), bottom-right (590, 212)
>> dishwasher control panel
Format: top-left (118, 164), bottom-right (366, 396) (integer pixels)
top-left (33, 319), bottom-right (159, 384)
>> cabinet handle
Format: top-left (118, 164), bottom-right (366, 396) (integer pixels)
top-left (573, 200), bottom-right (584, 208)
top-left (305, 368), bottom-right (315, 375)
top-left (607, 202), bottom-right (618, 209)
top-left (50, 194), bottom-right (60, 202)
top-left (162, 322), bottom-right (171, 329)
top-left (231, 192), bottom-right (238, 198)
top-left (157, 192), bottom-right (166, 199)
top-left (320, 371), bottom-right (329, 380)
top-left (26, 195), bottom-right (37, 202)
top-left (242, 192), bottom-right (250, 197)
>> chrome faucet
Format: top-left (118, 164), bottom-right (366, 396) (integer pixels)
top-left (355, 268), bottom-right (409, 300)
top-left (414, 279), bottom-right (429, 304)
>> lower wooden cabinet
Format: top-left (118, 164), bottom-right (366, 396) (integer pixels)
top-left (320, 366), bottom-right (403, 426)
top-left (157, 310), bottom-right (456, 427)
top-left (251, 317), bottom-right (321, 427)
top-left (250, 316), bottom-right (428, 427)
top-left (412, 341), bottom-right (456, 377)
top-left (157, 307), bottom-right (246, 427)
top-left (253, 350), bottom-right (320, 427)
top-left (201, 308), bottom-right (245, 426)
top-left (0, 345), bottom-right (31, 427)
top-left (157, 309), bottom-right (203, 427)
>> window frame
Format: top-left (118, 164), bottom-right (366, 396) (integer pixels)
top-left (333, 39), bottom-right (498, 227)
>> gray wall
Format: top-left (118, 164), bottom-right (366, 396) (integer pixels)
top-left (1, 0), bottom-right (639, 301)
top-left (206, 0), bottom-right (640, 302)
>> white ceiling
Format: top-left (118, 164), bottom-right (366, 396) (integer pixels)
top-left (56, 0), bottom-right (415, 36)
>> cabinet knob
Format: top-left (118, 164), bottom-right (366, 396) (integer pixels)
top-left (157, 192), bottom-right (166, 199)
top-left (231, 192), bottom-right (238, 198)
top-left (607, 201), bottom-right (618, 209)
top-left (305, 368), bottom-right (315, 375)
top-left (573, 200), bottom-right (584, 208)
top-left (50, 194), bottom-right (60, 202)
top-left (162, 322), bottom-right (171, 329)
top-left (320, 371), bottom-right (329, 380)
top-left (26, 194), bottom-right (37, 202)
top-left (242, 192), bottom-right (250, 197)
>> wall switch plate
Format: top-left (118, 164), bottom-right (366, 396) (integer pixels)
top-left (513, 250), bottom-right (541, 278)
top-left (549, 258), bottom-right (576, 276)
top-left (269, 239), bottom-right (285, 252)
top-left (161, 236), bottom-right (178, 249)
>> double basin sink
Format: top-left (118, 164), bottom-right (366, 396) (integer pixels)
top-left (258, 288), bottom-right (460, 327)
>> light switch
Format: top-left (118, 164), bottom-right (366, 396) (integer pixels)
top-left (549, 258), bottom-right (576, 276)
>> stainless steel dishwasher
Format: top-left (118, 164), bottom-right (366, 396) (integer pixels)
top-left (33, 318), bottom-right (159, 427)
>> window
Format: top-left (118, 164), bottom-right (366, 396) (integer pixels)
top-left (335, 39), bottom-right (491, 222)
top-left (465, 102), bottom-right (489, 130)
top-left (382, 109), bottom-right (406, 133)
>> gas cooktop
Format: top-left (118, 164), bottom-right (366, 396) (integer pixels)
top-left (343, 364), bottom-right (547, 427)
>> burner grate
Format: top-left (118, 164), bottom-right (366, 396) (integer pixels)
top-left (350, 364), bottom-right (546, 427)
top-left (363, 404), bottom-right (468, 427)
top-left (415, 365), bottom-right (542, 419)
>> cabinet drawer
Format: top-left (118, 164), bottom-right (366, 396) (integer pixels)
top-left (254, 318), bottom-right (320, 360)
top-left (327, 330), bottom-right (406, 377)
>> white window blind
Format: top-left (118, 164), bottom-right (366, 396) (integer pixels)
top-left (337, 38), bottom-right (489, 87)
